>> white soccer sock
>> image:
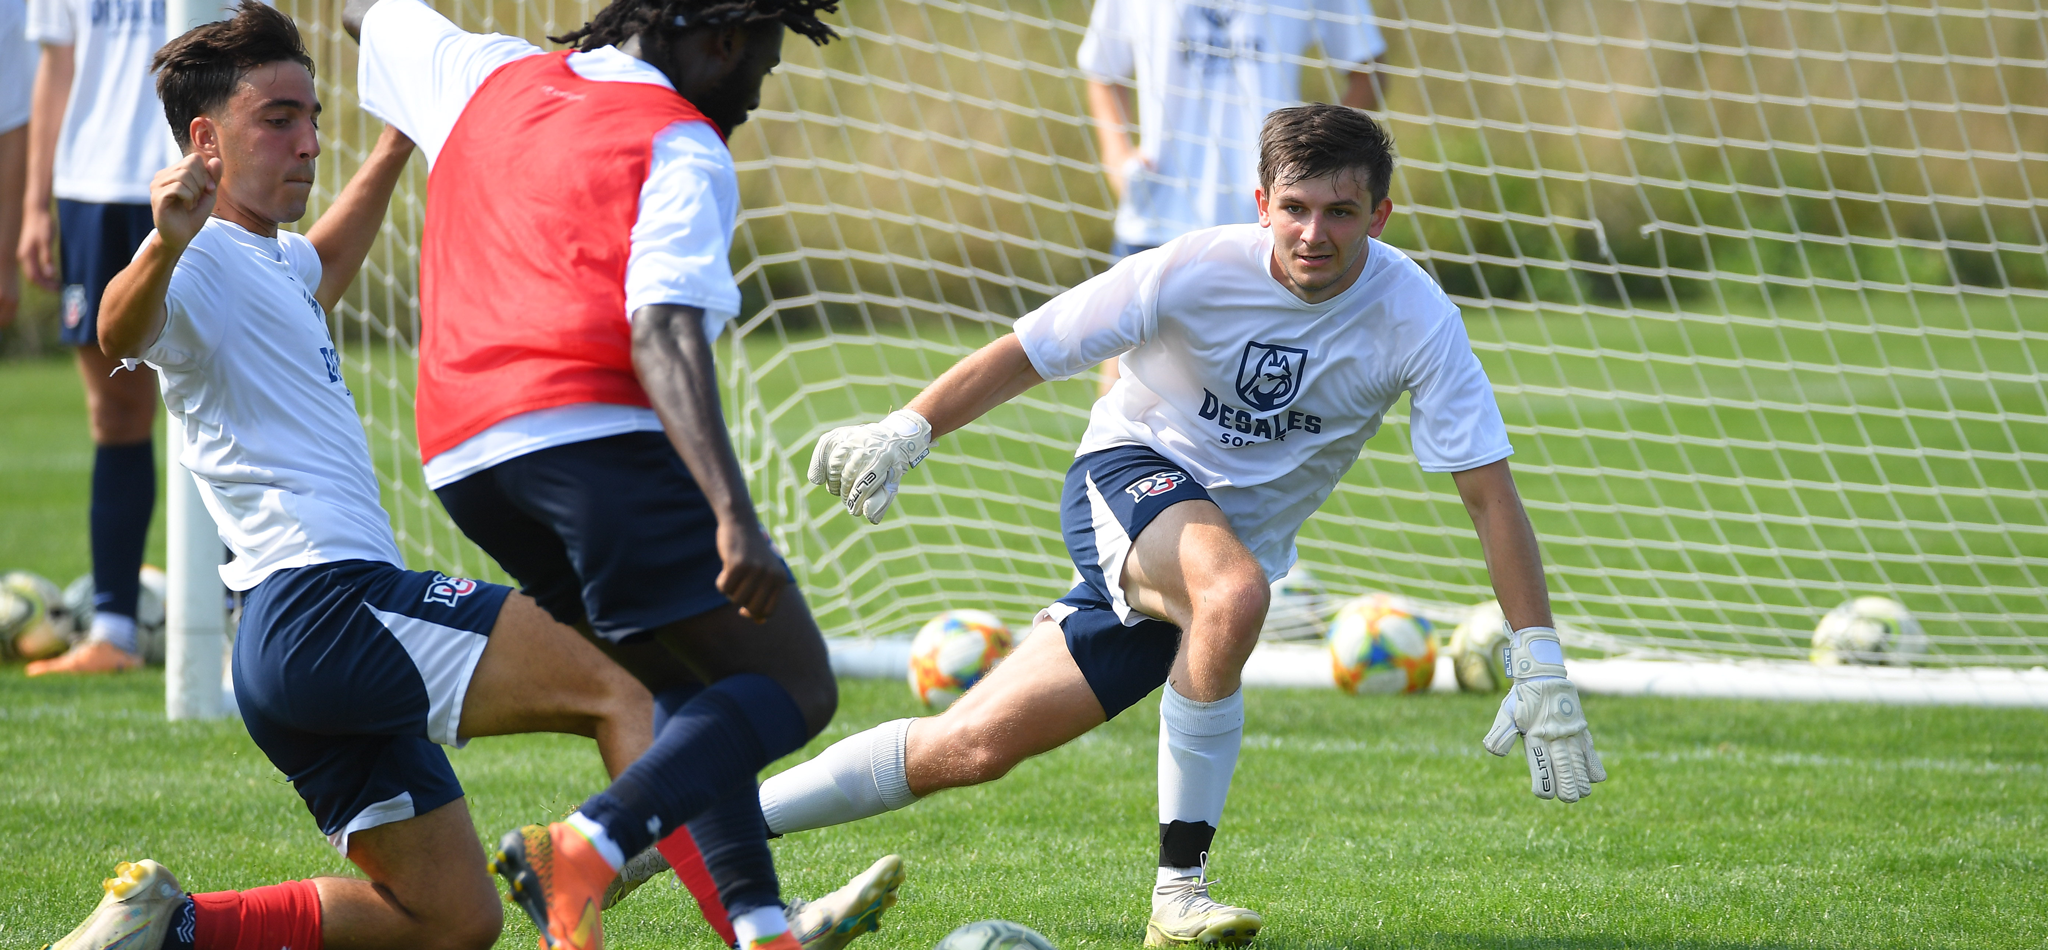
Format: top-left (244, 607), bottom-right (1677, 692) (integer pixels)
top-left (759, 718), bottom-right (918, 835)
top-left (733, 905), bottom-right (790, 947)
top-left (564, 811), bottom-right (627, 871)
top-left (1157, 683), bottom-right (1243, 889)
top-left (88, 613), bottom-right (138, 655)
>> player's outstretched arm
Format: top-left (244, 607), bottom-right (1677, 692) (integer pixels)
top-left (632, 303), bottom-right (786, 621)
top-left (306, 126), bottom-right (414, 311)
top-left (99, 153), bottom-right (220, 359)
top-left (811, 332), bottom-right (1044, 523)
top-left (1453, 458), bottom-right (1607, 803)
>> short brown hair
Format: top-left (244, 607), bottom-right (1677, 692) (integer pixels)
top-left (1257, 104), bottom-right (1396, 206)
top-left (154, 1), bottom-right (315, 152)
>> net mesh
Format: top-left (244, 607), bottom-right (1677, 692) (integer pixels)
top-left (280, 0), bottom-right (2048, 668)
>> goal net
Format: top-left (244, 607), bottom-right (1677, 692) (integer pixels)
top-left (276, 0), bottom-right (2048, 684)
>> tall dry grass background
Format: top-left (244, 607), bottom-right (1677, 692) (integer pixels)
top-left (269, 0), bottom-right (2047, 664)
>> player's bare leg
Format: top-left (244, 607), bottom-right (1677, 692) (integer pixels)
top-left (316, 799), bottom-right (504, 950)
top-left (905, 617), bottom-right (1108, 794)
top-left (454, 593), bottom-right (655, 777)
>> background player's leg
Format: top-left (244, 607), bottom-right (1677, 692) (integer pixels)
top-left (759, 616), bottom-right (1105, 835)
top-left (452, 593), bottom-right (654, 778)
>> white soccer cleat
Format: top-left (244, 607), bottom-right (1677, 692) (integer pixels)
top-left (789, 854), bottom-right (905, 950)
top-left (1145, 869), bottom-right (1262, 948)
top-left (44, 859), bottom-right (186, 950)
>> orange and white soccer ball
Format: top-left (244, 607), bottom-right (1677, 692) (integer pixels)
top-left (1327, 593), bottom-right (1437, 694)
top-left (908, 609), bottom-right (1014, 710)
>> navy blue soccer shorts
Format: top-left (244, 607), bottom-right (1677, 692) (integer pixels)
top-left (1043, 443), bottom-right (1213, 719)
top-left (55, 200), bottom-right (155, 347)
top-left (235, 559), bottom-right (511, 853)
top-left (434, 431), bottom-right (788, 644)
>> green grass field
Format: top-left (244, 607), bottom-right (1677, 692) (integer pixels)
top-left (3, 671), bottom-right (2045, 949)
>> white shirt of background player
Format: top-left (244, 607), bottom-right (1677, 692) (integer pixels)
top-left (1078, 0), bottom-right (1386, 249)
top-left (356, 0), bottom-right (743, 489)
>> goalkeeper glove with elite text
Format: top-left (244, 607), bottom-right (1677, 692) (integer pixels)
top-left (1482, 626), bottom-right (1608, 802)
top-left (809, 409), bottom-right (935, 524)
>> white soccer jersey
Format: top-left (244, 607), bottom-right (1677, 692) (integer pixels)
top-left (25, 0), bottom-right (180, 203)
top-left (2, 0), bottom-right (38, 134)
top-left (1076, 0), bottom-right (1385, 247)
top-left (356, 0), bottom-right (743, 488)
top-left (140, 218), bottom-right (405, 591)
top-left (1013, 224), bottom-right (1512, 581)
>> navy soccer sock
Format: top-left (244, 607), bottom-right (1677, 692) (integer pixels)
top-left (577, 673), bottom-right (807, 863)
top-left (90, 441), bottom-right (155, 623)
top-left (649, 685), bottom-right (783, 917)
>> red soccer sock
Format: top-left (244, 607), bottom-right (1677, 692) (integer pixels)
top-left (191, 880), bottom-right (323, 950)
top-left (658, 828), bottom-right (736, 946)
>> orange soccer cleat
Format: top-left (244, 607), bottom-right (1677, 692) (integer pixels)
top-left (749, 931), bottom-right (806, 950)
top-left (490, 823), bottom-right (617, 950)
top-left (26, 640), bottom-right (141, 677)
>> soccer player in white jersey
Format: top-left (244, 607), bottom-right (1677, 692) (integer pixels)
top-left (37, 7), bottom-right (863, 950)
top-left (777, 104), bottom-right (1607, 946)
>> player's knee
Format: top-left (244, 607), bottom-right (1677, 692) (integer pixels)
top-left (789, 666), bottom-right (838, 740)
top-left (424, 887), bottom-right (503, 950)
top-left (1194, 565), bottom-right (1270, 640)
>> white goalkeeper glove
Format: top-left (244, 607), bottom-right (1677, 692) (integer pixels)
top-left (1482, 626), bottom-right (1607, 802)
top-left (808, 409), bottom-right (935, 524)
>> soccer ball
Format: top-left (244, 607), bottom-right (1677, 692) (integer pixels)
top-left (1, 571), bottom-right (67, 661)
top-left (932, 920), bottom-right (1058, 950)
top-left (1812, 597), bottom-right (1926, 666)
top-left (908, 609), bottom-right (1013, 710)
top-left (1446, 599), bottom-right (1511, 693)
top-left (1326, 592), bottom-right (1437, 694)
top-left (1260, 563), bottom-right (1327, 641)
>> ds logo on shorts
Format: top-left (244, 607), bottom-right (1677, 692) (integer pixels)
top-left (424, 574), bottom-right (479, 607)
top-left (1125, 470), bottom-right (1189, 501)
top-left (62, 285), bottom-right (87, 328)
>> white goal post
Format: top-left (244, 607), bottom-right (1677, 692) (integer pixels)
top-left (162, 0), bottom-right (233, 722)
top-left (156, 0), bottom-right (2046, 712)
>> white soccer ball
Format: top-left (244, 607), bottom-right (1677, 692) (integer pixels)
top-left (1446, 599), bottom-right (1511, 693)
top-left (1260, 564), bottom-right (1327, 641)
top-left (1811, 596), bottom-right (1926, 666)
top-left (2, 571), bottom-right (68, 661)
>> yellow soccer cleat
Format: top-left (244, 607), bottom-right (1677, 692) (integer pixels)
top-left (789, 854), bottom-right (905, 950)
top-left (1143, 869), bottom-right (1262, 948)
top-left (491, 823), bottom-right (615, 950)
top-left (42, 859), bottom-right (186, 950)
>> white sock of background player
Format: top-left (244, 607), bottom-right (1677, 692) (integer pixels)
top-left (759, 717), bottom-right (918, 834)
top-left (1155, 684), bottom-right (1244, 902)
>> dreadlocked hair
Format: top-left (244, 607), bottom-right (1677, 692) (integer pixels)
top-left (550, 0), bottom-right (840, 51)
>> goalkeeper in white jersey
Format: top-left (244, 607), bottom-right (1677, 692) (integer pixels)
top-left (775, 103), bottom-right (1606, 946)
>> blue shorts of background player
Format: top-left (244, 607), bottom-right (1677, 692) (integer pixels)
top-left (1043, 443), bottom-right (1211, 719)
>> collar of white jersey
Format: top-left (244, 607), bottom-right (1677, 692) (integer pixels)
top-left (567, 46), bottom-right (678, 91)
top-left (1255, 227), bottom-right (1388, 313)
top-left (207, 216), bottom-right (287, 262)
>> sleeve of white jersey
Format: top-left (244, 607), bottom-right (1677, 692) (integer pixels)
top-left (281, 231), bottom-right (325, 292)
top-left (1012, 249), bottom-right (1161, 381)
top-left (24, 0), bottom-right (73, 44)
top-left (356, 0), bottom-right (540, 168)
top-left (1074, 0), bottom-right (1134, 82)
top-left (1313, 0), bottom-right (1387, 69)
top-left (1, 2), bottom-right (37, 133)
top-left (144, 237), bottom-right (228, 371)
top-left (623, 121), bottom-right (742, 344)
top-left (1404, 312), bottom-right (1513, 473)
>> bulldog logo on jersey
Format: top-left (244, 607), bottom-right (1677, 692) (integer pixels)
top-left (1235, 341), bottom-right (1309, 412)
top-left (423, 574), bottom-right (479, 607)
top-left (1125, 470), bottom-right (1189, 501)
